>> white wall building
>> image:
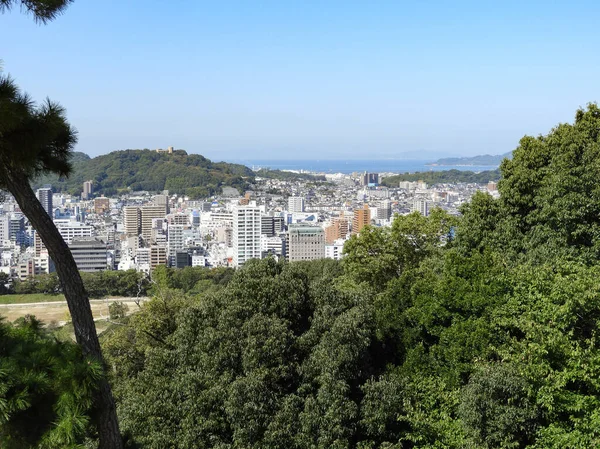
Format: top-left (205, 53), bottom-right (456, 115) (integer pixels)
top-left (232, 206), bottom-right (261, 267)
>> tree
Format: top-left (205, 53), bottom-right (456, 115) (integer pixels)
top-left (0, 0), bottom-right (72, 23)
top-left (0, 316), bottom-right (102, 448)
top-left (0, 76), bottom-right (123, 448)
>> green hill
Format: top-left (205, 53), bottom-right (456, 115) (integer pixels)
top-left (381, 168), bottom-right (501, 186)
top-left (34, 149), bottom-right (255, 198)
top-left (430, 151), bottom-right (512, 166)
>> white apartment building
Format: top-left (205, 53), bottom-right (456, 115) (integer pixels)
top-left (412, 199), bottom-right (430, 217)
top-left (288, 196), bottom-right (305, 213)
top-left (168, 224), bottom-right (185, 265)
top-left (232, 206), bottom-right (261, 267)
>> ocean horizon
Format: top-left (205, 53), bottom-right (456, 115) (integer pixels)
top-left (231, 159), bottom-right (499, 175)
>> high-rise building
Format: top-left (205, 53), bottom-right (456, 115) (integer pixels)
top-left (140, 205), bottom-right (167, 242)
top-left (288, 196), bottom-right (305, 213)
top-left (352, 204), bottom-right (371, 235)
top-left (361, 172), bottom-right (379, 186)
top-left (123, 206), bottom-right (141, 237)
top-left (82, 180), bottom-right (93, 200)
top-left (168, 224), bottom-right (185, 265)
top-left (154, 194), bottom-right (170, 214)
top-left (36, 187), bottom-right (53, 216)
top-left (412, 199), bottom-right (429, 217)
top-left (232, 205), bottom-right (261, 267)
top-left (0, 215), bottom-right (9, 243)
top-left (9, 214), bottom-right (25, 245)
top-left (377, 200), bottom-right (392, 220)
top-left (324, 217), bottom-right (349, 244)
top-left (286, 225), bottom-right (325, 262)
top-left (69, 238), bottom-right (107, 272)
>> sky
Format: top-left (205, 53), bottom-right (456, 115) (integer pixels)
top-left (2, 0), bottom-right (600, 161)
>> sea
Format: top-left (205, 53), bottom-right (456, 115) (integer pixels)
top-left (237, 159), bottom-right (499, 175)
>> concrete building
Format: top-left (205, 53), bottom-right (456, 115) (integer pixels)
top-left (150, 244), bottom-right (168, 269)
top-left (325, 240), bottom-right (345, 260)
top-left (232, 205), bottom-right (261, 267)
top-left (123, 206), bottom-right (141, 237)
top-left (412, 199), bottom-right (429, 217)
top-left (352, 204), bottom-right (371, 235)
top-left (57, 222), bottom-right (94, 244)
top-left (141, 205), bottom-right (167, 241)
top-left (0, 215), bottom-right (9, 243)
top-left (325, 217), bottom-right (349, 244)
top-left (377, 200), bottom-right (392, 220)
top-left (260, 235), bottom-right (285, 259)
top-left (361, 172), bottom-right (379, 186)
top-left (94, 197), bottom-right (110, 214)
top-left (154, 194), bottom-right (170, 214)
top-left (168, 224), bottom-right (185, 266)
top-left (286, 224), bottom-right (325, 262)
top-left (288, 196), bottom-right (305, 213)
top-left (36, 187), bottom-right (53, 216)
top-left (69, 238), bottom-right (107, 272)
top-left (9, 215), bottom-right (25, 245)
top-left (82, 180), bottom-right (93, 200)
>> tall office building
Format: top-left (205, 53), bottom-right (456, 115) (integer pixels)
top-left (36, 187), bottom-right (53, 216)
top-left (82, 180), bottom-right (93, 200)
top-left (288, 196), bottom-right (305, 213)
top-left (286, 225), bottom-right (325, 262)
top-left (232, 205), bottom-right (261, 267)
top-left (123, 206), bottom-right (141, 237)
top-left (352, 204), bottom-right (371, 235)
top-left (9, 214), bottom-right (25, 245)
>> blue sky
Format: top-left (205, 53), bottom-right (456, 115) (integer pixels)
top-left (2, 0), bottom-right (599, 161)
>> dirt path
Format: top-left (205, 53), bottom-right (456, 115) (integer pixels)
top-left (0, 297), bottom-right (149, 324)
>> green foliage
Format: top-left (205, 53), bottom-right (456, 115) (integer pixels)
top-left (33, 149), bottom-right (254, 197)
top-left (109, 302), bottom-right (129, 320)
top-left (381, 168), bottom-right (500, 187)
top-left (0, 75), bottom-right (77, 186)
top-left (13, 269), bottom-right (149, 298)
top-left (102, 105), bottom-right (600, 448)
top-left (0, 316), bottom-right (101, 448)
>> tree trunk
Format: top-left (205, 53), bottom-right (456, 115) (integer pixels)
top-left (6, 173), bottom-right (123, 449)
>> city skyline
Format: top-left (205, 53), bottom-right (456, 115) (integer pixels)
top-left (3, 1), bottom-right (599, 159)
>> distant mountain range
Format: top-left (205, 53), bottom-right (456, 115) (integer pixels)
top-left (428, 151), bottom-right (513, 166)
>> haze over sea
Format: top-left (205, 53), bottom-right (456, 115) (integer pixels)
top-left (237, 159), bottom-right (499, 175)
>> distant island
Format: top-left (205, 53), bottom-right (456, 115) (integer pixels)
top-left (428, 151), bottom-right (512, 166)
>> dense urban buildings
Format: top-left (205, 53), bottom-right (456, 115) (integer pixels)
top-left (0, 167), bottom-right (491, 279)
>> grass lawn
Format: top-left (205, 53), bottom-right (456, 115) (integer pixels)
top-left (0, 293), bottom-right (66, 304)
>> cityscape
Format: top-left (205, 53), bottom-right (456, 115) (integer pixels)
top-left (0, 158), bottom-right (498, 280)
